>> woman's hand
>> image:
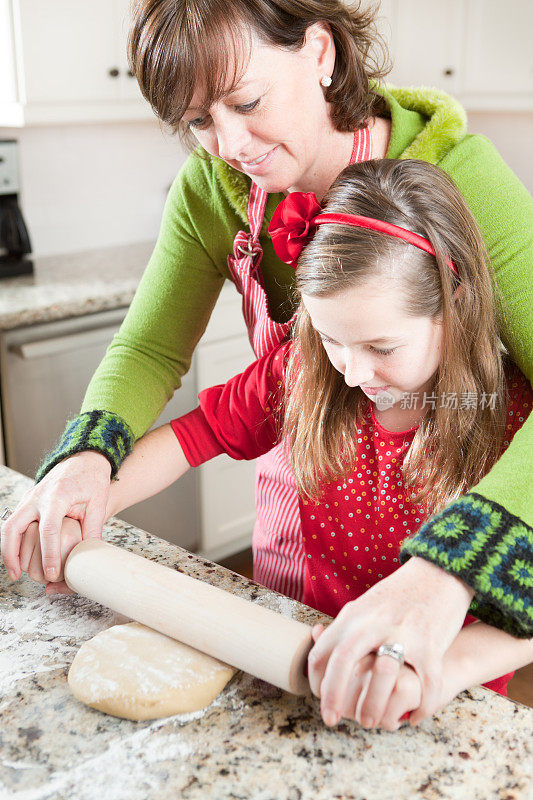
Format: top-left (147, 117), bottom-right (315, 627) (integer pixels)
top-left (307, 556), bottom-right (474, 727)
top-left (309, 624), bottom-right (464, 731)
top-left (1, 451), bottom-right (111, 584)
top-left (17, 516), bottom-right (83, 595)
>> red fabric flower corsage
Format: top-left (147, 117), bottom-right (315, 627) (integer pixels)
top-left (268, 191), bottom-right (322, 268)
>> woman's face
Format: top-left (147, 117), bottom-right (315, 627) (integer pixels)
top-left (182, 25), bottom-right (337, 194)
top-left (301, 279), bottom-right (444, 413)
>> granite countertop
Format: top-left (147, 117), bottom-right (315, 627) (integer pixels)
top-left (1, 465), bottom-right (532, 800)
top-left (0, 242), bottom-right (155, 330)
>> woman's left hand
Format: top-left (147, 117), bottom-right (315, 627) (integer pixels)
top-left (307, 556), bottom-right (472, 729)
top-left (309, 624), bottom-right (422, 730)
top-left (309, 623), bottom-right (463, 731)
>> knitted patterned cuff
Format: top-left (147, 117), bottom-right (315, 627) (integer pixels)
top-left (400, 493), bottom-right (533, 638)
top-left (35, 410), bottom-right (135, 483)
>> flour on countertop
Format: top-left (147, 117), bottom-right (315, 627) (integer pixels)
top-left (1, 592), bottom-right (118, 639)
top-left (2, 721), bottom-right (198, 800)
top-left (0, 589), bottom-right (119, 694)
top-left (252, 592), bottom-right (303, 619)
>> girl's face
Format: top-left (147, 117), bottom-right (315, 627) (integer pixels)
top-left (301, 280), bottom-right (444, 411)
top-left (181, 25), bottom-right (338, 195)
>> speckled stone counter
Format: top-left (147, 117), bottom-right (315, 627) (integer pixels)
top-left (1, 466), bottom-right (532, 800)
top-left (0, 242), bottom-right (154, 330)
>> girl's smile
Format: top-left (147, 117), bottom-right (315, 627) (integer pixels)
top-left (360, 384), bottom-right (391, 396)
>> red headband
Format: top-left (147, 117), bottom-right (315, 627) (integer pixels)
top-left (268, 191), bottom-right (458, 275)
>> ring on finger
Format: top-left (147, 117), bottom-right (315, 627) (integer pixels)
top-left (1, 507), bottom-right (12, 521)
top-left (376, 642), bottom-right (405, 665)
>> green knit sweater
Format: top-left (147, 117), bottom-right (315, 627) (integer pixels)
top-left (37, 85), bottom-right (533, 636)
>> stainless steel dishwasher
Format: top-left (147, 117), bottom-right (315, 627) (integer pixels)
top-left (0, 308), bottom-right (200, 550)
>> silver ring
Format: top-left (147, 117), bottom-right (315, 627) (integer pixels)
top-left (376, 642), bottom-right (405, 665)
top-left (1, 507), bottom-right (12, 521)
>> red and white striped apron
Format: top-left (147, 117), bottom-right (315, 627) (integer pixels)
top-left (227, 127), bottom-right (373, 601)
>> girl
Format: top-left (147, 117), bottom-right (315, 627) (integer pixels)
top-left (13, 159), bottom-right (532, 731)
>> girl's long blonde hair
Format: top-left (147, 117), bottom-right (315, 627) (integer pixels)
top-left (283, 159), bottom-right (507, 514)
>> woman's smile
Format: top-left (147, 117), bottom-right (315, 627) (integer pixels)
top-left (237, 146), bottom-right (279, 175)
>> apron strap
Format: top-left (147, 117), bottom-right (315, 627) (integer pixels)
top-left (232, 125), bottom-right (371, 266)
top-left (233, 181), bottom-right (268, 261)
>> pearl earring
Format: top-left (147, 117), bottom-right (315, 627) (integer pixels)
top-left (320, 75), bottom-right (332, 88)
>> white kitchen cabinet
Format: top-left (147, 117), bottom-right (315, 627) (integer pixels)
top-left (386, 0), bottom-right (464, 96)
top-left (461, 0), bottom-right (533, 109)
top-left (115, 0), bottom-right (144, 103)
top-left (0, 0), bottom-right (19, 125)
top-left (2, 1), bottom-right (532, 126)
top-left (193, 284), bottom-right (258, 559)
top-left (1, 0), bottom-right (152, 126)
top-left (196, 332), bottom-right (257, 561)
top-left (19, 0), bottom-right (116, 108)
top-left (381, 0), bottom-right (532, 110)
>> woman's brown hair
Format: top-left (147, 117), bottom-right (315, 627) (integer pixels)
top-left (128, 0), bottom-right (390, 143)
top-left (283, 159), bottom-right (507, 514)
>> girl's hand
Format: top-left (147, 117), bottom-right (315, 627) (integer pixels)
top-left (307, 556), bottom-right (474, 727)
top-left (310, 624), bottom-right (462, 730)
top-left (1, 451), bottom-right (110, 584)
top-left (17, 516), bottom-right (83, 595)
top-left (309, 624), bottom-right (420, 729)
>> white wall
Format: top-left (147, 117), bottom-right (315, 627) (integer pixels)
top-left (0, 111), bottom-right (531, 259)
top-left (467, 111), bottom-right (533, 196)
top-left (0, 120), bottom-right (187, 257)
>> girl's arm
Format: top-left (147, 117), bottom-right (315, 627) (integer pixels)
top-left (358, 621), bottom-right (533, 731)
top-left (104, 425), bottom-right (191, 520)
top-left (443, 621), bottom-right (533, 697)
top-left (104, 337), bottom-right (289, 520)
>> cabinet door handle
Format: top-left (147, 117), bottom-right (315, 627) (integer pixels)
top-left (443, 67), bottom-right (455, 77)
top-left (9, 326), bottom-right (118, 360)
top-left (108, 67), bottom-right (120, 78)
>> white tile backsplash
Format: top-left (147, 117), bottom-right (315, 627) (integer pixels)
top-left (0, 120), bottom-right (187, 258)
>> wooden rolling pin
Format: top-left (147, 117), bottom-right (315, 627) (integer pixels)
top-left (65, 539), bottom-right (313, 695)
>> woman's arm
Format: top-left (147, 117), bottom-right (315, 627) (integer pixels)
top-left (316, 613), bottom-right (533, 731)
top-left (6, 427), bottom-right (191, 594)
top-left (401, 134), bottom-right (533, 639)
top-left (358, 620), bottom-right (533, 731)
top-left (37, 153), bottom-right (234, 485)
top-left (4, 154), bottom-right (241, 583)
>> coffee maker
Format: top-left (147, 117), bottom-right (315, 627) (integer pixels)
top-left (0, 139), bottom-right (33, 279)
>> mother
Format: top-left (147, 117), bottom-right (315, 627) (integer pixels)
top-left (3, 0), bottom-right (532, 724)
